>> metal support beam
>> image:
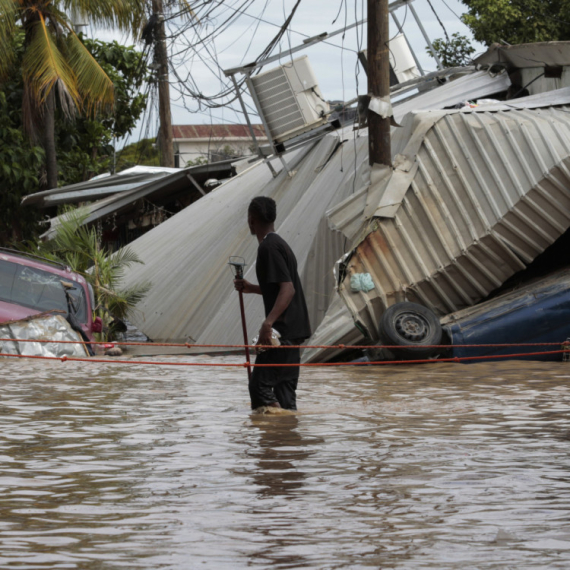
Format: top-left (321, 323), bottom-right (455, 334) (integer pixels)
top-left (407, 1), bottom-right (443, 70)
top-left (225, 0), bottom-right (416, 77)
top-left (186, 173), bottom-right (205, 196)
top-left (224, 19), bottom-right (366, 76)
top-left (230, 74), bottom-right (261, 156)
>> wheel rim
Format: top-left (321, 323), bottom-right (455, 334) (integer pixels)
top-left (394, 311), bottom-right (430, 343)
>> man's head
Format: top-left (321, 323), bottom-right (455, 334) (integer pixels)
top-left (248, 196), bottom-right (276, 235)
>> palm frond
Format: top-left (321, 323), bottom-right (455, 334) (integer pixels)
top-left (0, 0), bottom-right (17, 79)
top-left (64, 28), bottom-right (114, 115)
top-left (107, 282), bottom-right (152, 321)
top-left (61, 0), bottom-right (147, 36)
top-left (22, 16), bottom-right (80, 109)
top-left (110, 247), bottom-right (144, 268)
top-left (176, 0), bottom-right (197, 20)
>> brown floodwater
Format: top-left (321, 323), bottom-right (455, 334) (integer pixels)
top-left (1, 355), bottom-right (570, 568)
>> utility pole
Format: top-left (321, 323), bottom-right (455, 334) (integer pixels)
top-left (152, 0), bottom-right (175, 167)
top-left (368, 0), bottom-right (392, 167)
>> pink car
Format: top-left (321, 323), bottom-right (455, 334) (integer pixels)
top-left (0, 248), bottom-right (101, 345)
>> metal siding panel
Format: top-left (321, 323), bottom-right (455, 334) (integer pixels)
top-left (338, 105), bottom-right (570, 341)
top-left (121, 129), bottom-right (366, 345)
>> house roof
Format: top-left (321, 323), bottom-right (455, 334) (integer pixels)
top-left (474, 41), bottom-right (570, 70)
top-left (172, 124), bottom-right (267, 140)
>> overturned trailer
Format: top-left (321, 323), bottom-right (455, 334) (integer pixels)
top-left (315, 87), bottom-right (570, 361)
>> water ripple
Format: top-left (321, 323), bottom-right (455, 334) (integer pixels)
top-left (1, 358), bottom-right (570, 568)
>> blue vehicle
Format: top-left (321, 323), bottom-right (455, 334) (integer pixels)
top-left (374, 269), bottom-right (570, 363)
top-left (442, 269), bottom-right (570, 362)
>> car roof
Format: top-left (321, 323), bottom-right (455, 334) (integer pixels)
top-left (0, 248), bottom-right (87, 285)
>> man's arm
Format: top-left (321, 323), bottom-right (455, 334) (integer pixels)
top-left (258, 281), bottom-right (295, 346)
top-left (234, 279), bottom-right (261, 295)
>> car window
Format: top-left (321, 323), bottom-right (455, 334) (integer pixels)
top-left (66, 285), bottom-right (88, 323)
top-left (0, 259), bottom-right (87, 322)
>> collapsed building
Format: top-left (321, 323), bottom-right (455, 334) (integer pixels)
top-left (23, 39), bottom-right (570, 361)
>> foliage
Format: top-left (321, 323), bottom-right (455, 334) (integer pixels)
top-left (0, 0), bottom-right (149, 188)
top-left (117, 138), bottom-right (160, 170)
top-left (428, 33), bottom-right (476, 68)
top-left (460, 0), bottom-right (570, 46)
top-left (57, 37), bottom-right (149, 185)
top-left (0, 31), bottom-right (45, 244)
top-left (26, 207), bottom-right (151, 340)
top-left (0, 32), bottom-right (148, 244)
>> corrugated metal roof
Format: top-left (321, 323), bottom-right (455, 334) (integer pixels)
top-left (24, 160), bottom-right (239, 210)
top-left (115, 68), bottom-right (518, 351)
top-left (392, 70), bottom-right (512, 121)
top-left (474, 41), bottom-right (570, 69)
top-left (121, 130), bottom-right (370, 344)
top-left (172, 124), bottom-right (267, 140)
top-left (335, 102), bottom-right (570, 341)
top-left (301, 293), bottom-right (363, 363)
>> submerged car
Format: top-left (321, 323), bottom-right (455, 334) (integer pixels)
top-left (0, 248), bottom-right (100, 345)
top-left (442, 268), bottom-right (570, 362)
top-left (366, 267), bottom-right (570, 363)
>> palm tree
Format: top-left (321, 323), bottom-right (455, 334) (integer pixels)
top-left (24, 207), bottom-right (151, 341)
top-left (0, 0), bottom-right (147, 189)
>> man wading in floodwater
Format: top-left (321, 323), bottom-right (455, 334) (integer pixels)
top-left (234, 196), bottom-right (311, 412)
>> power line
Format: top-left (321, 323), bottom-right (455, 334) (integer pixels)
top-left (216, 1), bottom-right (359, 54)
top-left (438, 0), bottom-right (463, 21)
top-left (426, 0), bottom-right (450, 42)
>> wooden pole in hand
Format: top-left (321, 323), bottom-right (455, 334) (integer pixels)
top-left (236, 267), bottom-right (252, 381)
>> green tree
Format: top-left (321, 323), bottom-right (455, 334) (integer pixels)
top-left (57, 38), bottom-right (149, 185)
top-left (428, 32), bottom-right (476, 68)
top-left (0, 33), bottom-right (148, 243)
top-left (0, 0), bottom-right (147, 189)
top-left (0, 90), bottom-right (45, 244)
top-left (460, 0), bottom-right (570, 46)
top-left (25, 207), bottom-right (151, 341)
top-left (117, 138), bottom-right (161, 171)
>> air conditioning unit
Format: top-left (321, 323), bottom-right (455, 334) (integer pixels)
top-left (248, 56), bottom-right (330, 144)
top-left (389, 34), bottom-right (420, 84)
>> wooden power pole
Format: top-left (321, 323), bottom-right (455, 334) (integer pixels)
top-left (368, 0), bottom-right (392, 167)
top-left (152, 0), bottom-right (175, 167)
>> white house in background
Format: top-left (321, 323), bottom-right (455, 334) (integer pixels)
top-left (172, 124), bottom-right (268, 166)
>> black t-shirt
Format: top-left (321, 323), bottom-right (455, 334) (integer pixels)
top-left (256, 233), bottom-right (311, 341)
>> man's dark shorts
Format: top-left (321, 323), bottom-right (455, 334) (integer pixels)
top-left (249, 340), bottom-right (302, 410)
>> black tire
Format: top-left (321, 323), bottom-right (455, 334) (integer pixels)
top-left (379, 302), bottom-right (442, 360)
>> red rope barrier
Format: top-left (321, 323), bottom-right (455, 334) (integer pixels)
top-left (0, 350), bottom-right (565, 367)
top-left (0, 337), bottom-right (567, 350)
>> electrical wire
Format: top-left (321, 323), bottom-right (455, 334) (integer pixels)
top-left (426, 0), bottom-right (450, 43)
top-left (438, 0), bottom-right (462, 21)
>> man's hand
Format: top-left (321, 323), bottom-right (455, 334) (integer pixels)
top-left (257, 320), bottom-right (273, 348)
top-left (234, 279), bottom-right (261, 295)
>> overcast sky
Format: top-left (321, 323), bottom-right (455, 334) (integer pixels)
top-left (91, 0), bottom-right (483, 145)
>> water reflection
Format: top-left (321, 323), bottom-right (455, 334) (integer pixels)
top-left (248, 415), bottom-right (316, 498)
top-left (1, 358), bottom-right (570, 568)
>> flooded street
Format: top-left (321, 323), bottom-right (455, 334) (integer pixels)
top-left (2, 356), bottom-right (570, 568)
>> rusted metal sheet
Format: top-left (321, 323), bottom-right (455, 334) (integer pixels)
top-left (337, 102), bottom-right (570, 341)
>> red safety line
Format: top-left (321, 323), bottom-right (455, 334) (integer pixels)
top-left (0, 338), bottom-right (568, 350)
top-left (0, 350), bottom-right (565, 367)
